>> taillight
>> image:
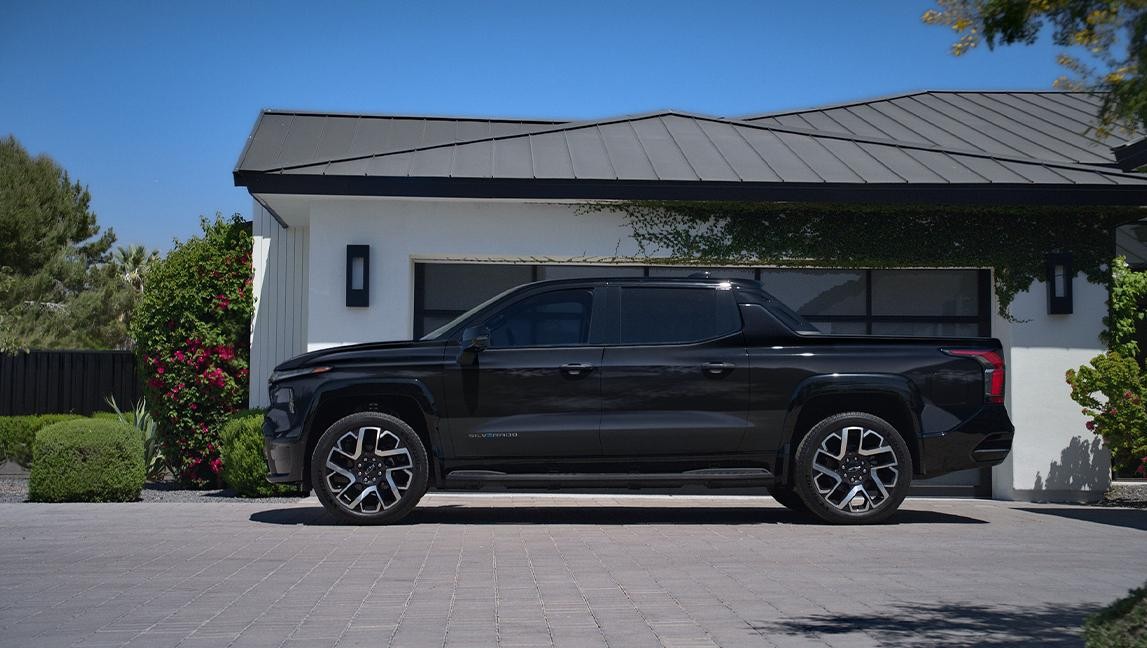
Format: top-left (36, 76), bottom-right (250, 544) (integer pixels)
top-left (943, 348), bottom-right (1005, 404)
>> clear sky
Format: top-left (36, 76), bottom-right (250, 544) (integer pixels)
top-left (1, 0), bottom-right (1075, 253)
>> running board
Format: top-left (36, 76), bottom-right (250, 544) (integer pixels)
top-left (443, 468), bottom-right (773, 489)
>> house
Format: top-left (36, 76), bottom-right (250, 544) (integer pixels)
top-left (234, 91), bottom-right (1147, 502)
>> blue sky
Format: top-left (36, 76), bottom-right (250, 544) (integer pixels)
top-left (2, 1), bottom-right (1075, 253)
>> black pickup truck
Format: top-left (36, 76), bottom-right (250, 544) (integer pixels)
top-left (262, 276), bottom-right (1013, 525)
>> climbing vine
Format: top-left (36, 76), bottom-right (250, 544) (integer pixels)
top-left (588, 200), bottom-right (1142, 318)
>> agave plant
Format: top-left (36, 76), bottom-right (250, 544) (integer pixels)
top-left (106, 395), bottom-right (167, 481)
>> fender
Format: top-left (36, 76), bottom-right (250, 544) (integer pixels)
top-left (778, 373), bottom-right (924, 479)
top-left (302, 376), bottom-right (439, 440)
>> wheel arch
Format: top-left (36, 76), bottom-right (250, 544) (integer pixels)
top-left (301, 379), bottom-right (440, 489)
top-left (777, 374), bottom-right (923, 484)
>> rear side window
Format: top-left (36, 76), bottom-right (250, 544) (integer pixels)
top-left (620, 287), bottom-right (740, 344)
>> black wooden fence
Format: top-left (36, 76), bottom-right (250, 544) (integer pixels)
top-left (0, 350), bottom-right (140, 416)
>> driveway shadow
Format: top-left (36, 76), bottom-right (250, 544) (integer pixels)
top-left (1017, 507), bottom-right (1147, 531)
top-left (753, 600), bottom-right (1094, 647)
top-left (249, 505), bottom-right (987, 526)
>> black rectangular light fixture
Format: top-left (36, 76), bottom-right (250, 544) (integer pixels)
top-left (1046, 252), bottom-right (1073, 315)
top-left (346, 245), bottom-right (370, 307)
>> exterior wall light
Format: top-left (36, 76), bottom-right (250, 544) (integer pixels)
top-left (346, 245), bottom-right (370, 307)
top-left (1046, 252), bottom-right (1072, 315)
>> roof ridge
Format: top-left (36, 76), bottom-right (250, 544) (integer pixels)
top-left (740, 89), bottom-right (1103, 121)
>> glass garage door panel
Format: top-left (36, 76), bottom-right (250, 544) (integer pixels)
top-left (758, 270), bottom-right (866, 316)
top-left (871, 270), bottom-right (978, 316)
top-left (423, 263), bottom-right (533, 311)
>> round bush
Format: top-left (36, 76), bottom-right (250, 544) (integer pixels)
top-left (0, 414), bottom-right (85, 468)
top-left (1085, 583), bottom-right (1147, 648)
top-left (220, 412), bottom-right (291, 497)
top-left (28, 419), bottom-right (145, 502)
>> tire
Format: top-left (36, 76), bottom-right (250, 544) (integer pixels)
top-left (767, 485), bottom-right (810, 514)
top-left (792, 412), bottom-right (912, 525)
top-left (311, 412), bottom-right (429, 525)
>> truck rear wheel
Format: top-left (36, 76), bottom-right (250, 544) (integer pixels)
top-left (793, 412), bottom-right (912, 525)
top-left (311, 412), bottom-right (429, 525)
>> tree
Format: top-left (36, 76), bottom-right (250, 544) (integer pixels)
top-left (0, 135), bottom-right (139, 350)
top-left (923, 1), bottom-right (1147, 134)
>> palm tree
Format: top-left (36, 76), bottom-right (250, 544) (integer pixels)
top-left (111, 245), bottom-right (159, 292)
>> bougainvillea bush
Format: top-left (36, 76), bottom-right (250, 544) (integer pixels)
top-left (132, 214), bottom-right (253, 487)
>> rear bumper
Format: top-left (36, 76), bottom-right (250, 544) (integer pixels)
top-left (918, 404), bottom-right (1014, 478)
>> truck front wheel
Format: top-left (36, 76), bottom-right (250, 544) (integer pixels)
top-left (311, 412), bottom-right (429, 525)
top-left (793, 412), bottom-right (912, 525)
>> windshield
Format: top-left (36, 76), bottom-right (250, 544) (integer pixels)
top-left (420, 286), bottom-right (519, 341)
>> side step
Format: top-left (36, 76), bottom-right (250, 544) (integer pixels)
top-left (443, 468), bottom-right (773, 489)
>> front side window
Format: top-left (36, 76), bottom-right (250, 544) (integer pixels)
top-left (485, 289), bottom-right (594, 348)
top-left (620, 287), bottom-right (739, 344)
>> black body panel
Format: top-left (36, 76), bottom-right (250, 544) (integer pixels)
top-left (262, 277), bottom-right (1013, 491)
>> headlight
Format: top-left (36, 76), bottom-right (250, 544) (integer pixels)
top-left (268, 366), bottom-right (331, 384)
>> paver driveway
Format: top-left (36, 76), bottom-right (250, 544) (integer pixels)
top-left (0, 494), bottom-right (1144, 648)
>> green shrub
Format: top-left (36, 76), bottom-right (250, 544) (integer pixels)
top-left (220, 412), bottom-right (289, 497)
top-left (0, 414), bottom-right (85, 467)
top-left (28, 418), bottom-right (145, 502)
top-left (132, 215), bottom-right (253, 487)
top-left (1084, 583), bottom-right (1147, 647)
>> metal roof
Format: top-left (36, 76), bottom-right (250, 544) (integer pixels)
top-left (740, 91), bottom-right (1142, 168)
top-left (235, 97), bottom-right (1147, 206)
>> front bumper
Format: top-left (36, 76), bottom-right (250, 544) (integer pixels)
top-left (263, 388), bottom-right (308, 483)
top-left (918, 404), bottom-right (1014, 478)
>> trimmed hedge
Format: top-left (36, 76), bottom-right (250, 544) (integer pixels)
top-left (28, 419), bottom-right (145, 502)
top-left (1085, 583), bottom-right (1147, 647)
top-left (220, 412), bottom-right (290, 497)
top-left (0, 415), bottom-right (85, 467)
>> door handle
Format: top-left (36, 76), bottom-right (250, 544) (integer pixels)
top-left (702, 361), bottom-right (736, 374)
top-left (560, 362), bottom-right (595, 376)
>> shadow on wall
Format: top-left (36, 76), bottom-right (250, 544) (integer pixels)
top-left (752, 600), bottom-right (1094, 647)
top-left (1032, 435), bottom-right (1110, 500)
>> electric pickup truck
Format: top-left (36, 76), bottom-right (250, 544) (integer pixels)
top-left (262, 276), bottom-right (1013, 525)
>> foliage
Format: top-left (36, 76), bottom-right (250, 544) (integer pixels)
top-left (1102, 257), bottom-right (1147, 357)
top-left (220, 412), bottom-right (292, 497)
top-left (923, 0), bottom-right (1147, 134)
top-left (1067, 257), bottom-right (1147, 477)
top-left (602, 200), bottom-right (1131, 318)
top-left (105, 395), bottom-right (166, 481)
top-left (1084, 582), bottom-right (1147, 647)
top-left (0, 135), bottom-right (147, 350)
top-left (132, 214), bottom-right (253, 488)
top-left (27, 418), bottom-right (145, 502)
top-left (0, 414), bottom-right (85, 467)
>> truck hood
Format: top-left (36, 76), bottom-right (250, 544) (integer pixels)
top-left (273, 339), bottom-right (448, 372)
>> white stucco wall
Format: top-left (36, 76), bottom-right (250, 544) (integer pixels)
top-left (991, 273), bottom-right (1110, 502)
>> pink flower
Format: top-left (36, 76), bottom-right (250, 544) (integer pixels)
top-left (156, 366), bottom-right (165, 375)
top-left (209, 458), bottom-right (223, 475)
top-left (147, 377), bottom-right (162, 389)
top-left (1085, 420), bottom-right (1096, 431)
top-left (215, 294), bottom-right (230, 311)
top-left (174, 350), bottom-right (186, 363)
top-left (216, 346), bottom-right (235, 361)
top-left (189, 402), bottom-right (197, 410)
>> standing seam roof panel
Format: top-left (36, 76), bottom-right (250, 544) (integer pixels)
top-left (306, 117), bottom-right (360, 168)
top-left (901, 149), bottom-right (986, 183)
top-left (996, 160), bottom-right (1068, 183)
top-left (630, 118), bottom-right (699, 181)
top-left (492, 137), bottom-right (535, 178)
top-left (985, 93), bottom-right (1117, 151)
top-left (958, 93), bottom-right (1110, 162)
top-left (878, 98), bottom-right (995, 152)
top-left (276, 117), bottom-right (328, 169)
top-left (816, 139), bottom-right (906, 183)
top-left (565, 127), bottom-right (617, 179)
top-left (737, 129), bottom-right (823, 182)
top-left (529, 131), bottom-right (576, 179)
top-left (856, 143), bottom-right (947, 182)
top-left (451, 138), bottom-right (495, 178)
top-left (843, 105), bottom-right (934, 146)
top-left (367, 151), bottom-right (414, 177)
top-left (1030, 93), bottom-right (1109, 128)
top-left (912, 94), bottom-right (1069, 162)
top-left (241, 113), bottom-right (295, 171)
top-left (696, 121), bottom-right (781, 182)
top-left (775, 132), bottom-right (863, 183)
top-left (409, 144), bottom-right (457, 177)
top-left (931, 93), bottom-right (1085, 163)
top-left (598, 122), bottom-right (659, 180)
top-left (662, 115), bottom-right (740, 181)
top-left (888, 96), bottom-right (1032, 157)
top-left (823, 108), bottom-right (901, 141)
top-left (951, 155), bottom-right (1031, 183)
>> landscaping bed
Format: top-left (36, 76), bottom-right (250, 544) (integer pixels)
top-left (0, 477), bottom-right (307, 504)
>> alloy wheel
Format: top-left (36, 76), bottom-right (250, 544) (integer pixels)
top-left (811, 425), bottom-right (899, 513)
top-left (323, 426), bottom-right (414, 514)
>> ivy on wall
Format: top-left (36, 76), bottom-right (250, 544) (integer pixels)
top-left (590, 200), bottom-right (1143, 318)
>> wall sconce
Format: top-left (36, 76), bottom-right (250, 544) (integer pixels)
top-left (1046, 252), bottom-right (1072, 315)
top-left (346, 245), bottom-right (370, 307)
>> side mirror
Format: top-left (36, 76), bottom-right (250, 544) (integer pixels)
top-left (462, 326), bottom-right (490, 352)
top-left (459, 326), bottom-right (490, 366)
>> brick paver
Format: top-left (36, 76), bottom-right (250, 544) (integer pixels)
top-left (0, 494), bottom-right (1144, 647)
